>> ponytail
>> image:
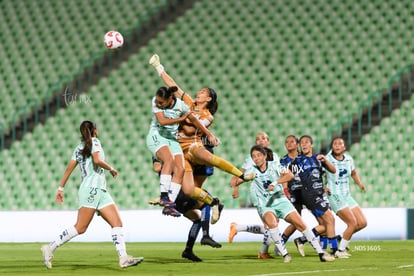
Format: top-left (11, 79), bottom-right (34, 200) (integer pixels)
top-left (207, 88), bottom-right (218, 115)
top-left (79, 120), bottom-right (96, 158)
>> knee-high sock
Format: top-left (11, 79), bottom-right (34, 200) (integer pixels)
top-left (236, 224), bottom-right (265, 234)
top-left (201, 205), bottom-right (211, 237)
top-left (190, 187), bottom-right (214, 205)
top-left (112, 227), bottom-right (127, 258)
top-left (302, 228), bottom-right (324, 254)
top-left (312, 227), bottom-right (320, 237)
top-left (260, 228), bottom-right (271, 253)
top-left (328, 237), bottom-right (338, 253)
top-left (169, 182), bottom-right (182, 202)
top-left (247, 224), bottom-right (265, 234)
top-left (160, 174), bottom-right (172, 197)
top-left (320, 236), bottom-right (328, 250)
top-left (209, 155), bottom-right (243, 177)
top-left (269, 227), bottom-right (288, 256)
top-left (339, 238), bottom-right (349, 251)
top-left (185, 220), bottom-right (202, 251)
top-left (49, 225), bottom-right (79, 252)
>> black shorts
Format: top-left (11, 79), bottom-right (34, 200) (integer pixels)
top-left (301, 191), bottom-right (330, 218)
top-left (193, 164), bottom-right (214, 176)
top-left (193, 144), bottom-right (214, 176)
top-left (174, 190), bottom-right (199, 214)
top-left (289, 189), bottom-right (304, 213)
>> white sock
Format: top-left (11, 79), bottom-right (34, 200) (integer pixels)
top-left (339, 238), bottom-right (349, 251)
top-left (302, 228), bottom-right (324, 254)
top-left (112, 227), bottom-right (127, 258)
top-left (260, 228), bottom-right (271, 253)
top-left (159, 174), bottom-right (172, 194)
top-left (50, 225), bottom-right (79, 251)
top-left (269, 227), bottom-right (288, 256)
top-left (169, 182), bottom-right (181, 202)
top-left (237, 224), bottom-right (265, 234)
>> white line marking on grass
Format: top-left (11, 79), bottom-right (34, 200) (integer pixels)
top-left (250, 267), bottom-right (378, 276)
top-left (397, 264), bottom-right (414, 269)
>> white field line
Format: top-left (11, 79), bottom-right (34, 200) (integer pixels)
top-left (397, 264), bottom-right (414, 269)
top-left (250, 267), bottom-right (378, 276)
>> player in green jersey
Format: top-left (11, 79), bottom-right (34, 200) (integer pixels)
top-left (326, 137), bottom-right (367, 258)
top-left (41, 121), bottom-right (143, 269)
top-left (236, 145), bottom-right (335, 262)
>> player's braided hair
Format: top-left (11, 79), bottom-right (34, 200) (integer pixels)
top-left (80, 120), bottom-right (96, 158)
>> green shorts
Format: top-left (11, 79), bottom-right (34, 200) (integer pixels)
top-left (146, 131), bottom-right (183, 156)
top-left (78, 185), bottom-right (115, 210)
top-left (256, 197), bottom-right (296, 220)
top-left (328, 193), bottom-right (358, 213)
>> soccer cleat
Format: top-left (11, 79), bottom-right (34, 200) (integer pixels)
top-left (159, 197), bottom-right (176, 207)
top-left (335, 250), bottom-right (351, 258)
top-left (148, 197), bottom-right (160, 205)
top-left (162, 206), bottom-right (181, 217)
top-left (228, 222), bottom-right (238, 243)
top-left (258, 252), bottom-right (274, 259)
top-left (283, 254), bottom-right (292, 263)
top-left (200, 236), bottom-right (222, 248)
top-left (211, 201), bottom-right (224, 224)
top-left (41, 244), bottom-right (53, 269)
top-left (294, 237), bottom-right (306, 257)
top-left (182, 250), bottom-right (202, 262)
top-left (241, 172), bottom-right (256, 181)
top-left (119, 255), bottom-right (144, 268)
top-left (319, 252), bottom-right (335, 262)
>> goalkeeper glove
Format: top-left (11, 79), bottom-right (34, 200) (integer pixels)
top-left (149, 54), bottom-right (164, 76)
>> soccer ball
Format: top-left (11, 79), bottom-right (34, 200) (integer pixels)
top-left (103, 31), bottom-right (124, 49)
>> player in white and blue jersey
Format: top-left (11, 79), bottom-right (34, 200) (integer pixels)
top-left (279, 135), bottom-right (328, 257)
top-left (326, 137), bottom-right (367, 258)
top-left (290, 135), bottom-right (339, 256)
top-left (280, 135), bottom-right (306, 255)
top-left (236, 145), bottom-right (335, 262)
top-left (41, 121), bottom-right (143, 269)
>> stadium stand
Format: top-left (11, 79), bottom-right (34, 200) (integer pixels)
top-left (0, 0), bottom-right (413, 210)
top-left (0, 0), bottom-right (168, 128)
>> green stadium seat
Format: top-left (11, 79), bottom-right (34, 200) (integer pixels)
top-left (2, 0), bottom-right (414, 210)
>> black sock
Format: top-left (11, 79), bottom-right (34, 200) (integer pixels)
top-left (185, 220), bottom-right (201, 251)
top-left (201, 205), bottom-right (210, 237)
top-left (281, 234), bottom-right (289, 244)
top-left (300, 236), bottom-right (307, 243)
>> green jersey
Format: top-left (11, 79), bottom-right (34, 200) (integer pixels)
top-left (245, 160), bottom-right (286, 207)
top-left (326, 152), bottom-right (355, 195)
top-left (149, 97), bottom-right (190, 140)
top-left (72, 137), bottom-right (107, 190)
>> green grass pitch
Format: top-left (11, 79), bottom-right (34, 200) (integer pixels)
top-left (0, 241), bottom-right (413, 275)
